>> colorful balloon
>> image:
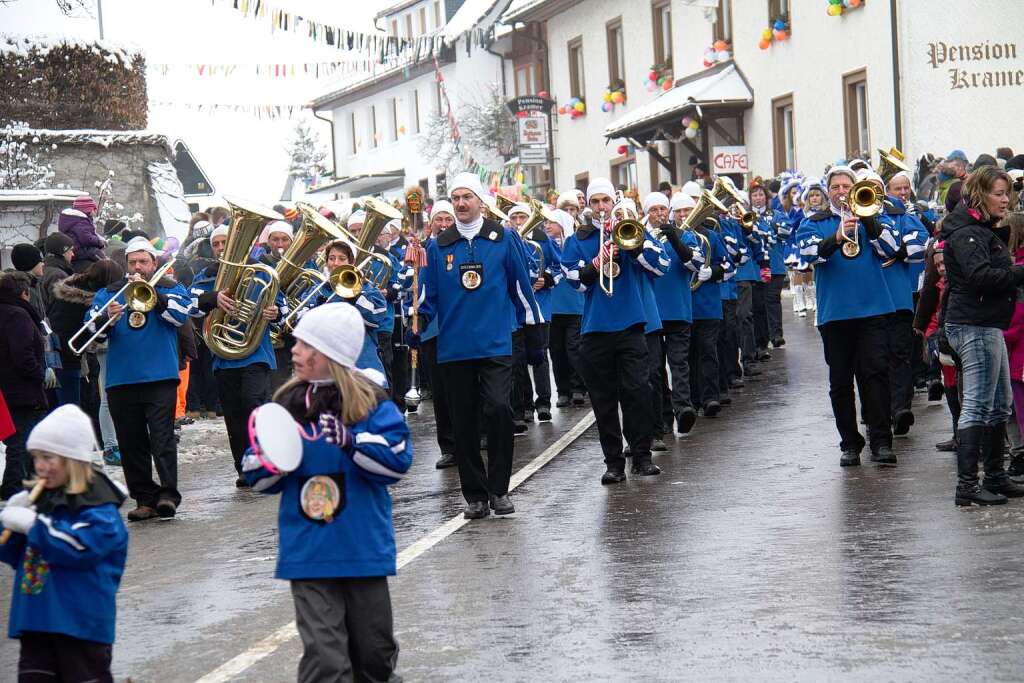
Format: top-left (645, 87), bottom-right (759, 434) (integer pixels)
top-left (759, 38), bottom-right (771, 50)
top-left (713, 40), bottom-right (728, 51)
top-left (538, 90), bottom-right (549, 99)
top-left (617, 145), bottom-right (628, 155)
top-left (611, 91), bottom-right (625, 104)
top-left (774, 30), bottom-right (787, 41)
top-left (762, 28), bottom-right (773, 41)
top-left (574, 101), bottom-right (585, 112)
top-left (827, 4), bottom-right (842, 14)
top-left (662, 80), bottom-right (672, 91)
top-left (685, 128), bottom-right (697, 139)
top-left (681, 116), bottom-right (692, 127)
top-left (689, 120), bottom-right (699, 130)
top-left (773, 19), bottom-right (786, 30)
top-left (717, 50), bottom-right (731, 61)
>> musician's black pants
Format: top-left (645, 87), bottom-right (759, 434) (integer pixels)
top-left (270, 339), bottom-right (294, 393)
top-left (18, 632), bottom-right (112, 683)
top-left (689, 318), bottom-right (721, 407)
top-left (549, 313), bottom-right (585, 398)
top-left (736, 281), bottom-right (755, 361)
top-left (660, 320), bottom-right (693, 425)
top-left (215, 363), bottom-right (272, 474)
top-left (421, 337), bottom-right (454, 455)
top-left (645, 331), bottom-right (665, 437)
top-left (186, 339), bottom-right (220, 413)
top-left (766, 274), bottom-right (787, 341)
top-left (886, 309), bottom-right (916, 418)
top-left (578, 324), bottom-right (653, 470)
top-left (388, 316), bottom-right (409, 412)
top-left (819, 315), bottom-right (892, 452)
top-left (513, 324), bottom-right (552, 412)
top-left (108, 379), bottom-right (180, 507)
top-left (752, 280), bottom-right (770, 350)
top-left (718, 299), bottom-right (741, 391)
top-left (442, 356), bottom-right (514, 503)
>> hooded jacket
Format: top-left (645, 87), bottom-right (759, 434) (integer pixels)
top-left (0, 288), bottom-right (47, 409)
top-left (49, 273), bottom-right (99, 366)
top-left (941, 204), bottom-right (1023, 329)
top-left (40, 255), bottom-right (74, 313)
top-left (57, 209), bottom-right (104, 265)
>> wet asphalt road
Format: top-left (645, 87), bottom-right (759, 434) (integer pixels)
top-left (3, 308), bottom-right (1024, 681)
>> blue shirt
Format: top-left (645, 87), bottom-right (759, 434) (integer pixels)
top-left (653, 229), bottom-right (701, 323)
top-left (691, 228), bottom-right (733, 320)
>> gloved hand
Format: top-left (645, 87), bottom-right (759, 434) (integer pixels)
top-left (44, 368), bottom-right (58, 390)
top-left (590, 241), bottom-right (617, 269)
top-left (318, 412), bottom-right (351, 447)
top-left (698, 265), bottom-right (713, 282)
top-left (6, 491), bottom-right (32, 508)
top-left (404, 327), bottom-right (421, 349)
top-left (0, 506), bottom-right (37, 535)
top-left (759, 267), bottom-right (772, 283)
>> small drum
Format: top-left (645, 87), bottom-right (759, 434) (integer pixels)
top-left (248, 403), bottom-right (303, 474)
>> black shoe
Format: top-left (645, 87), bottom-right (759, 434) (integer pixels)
top-left (405, 404), bottom-right (418, 414)
top-left (537, 409), bottom-right (552, 422)
top-left (235, 476), bottom-right (250, 488)
top-left (435, 453), bottom-right (457, 469)
top-left (927, 380), bottom-right (944, 402)
top-left (892, 410), bottom-right (915, 437)
top-left (523, 410), bottom-right (534, 423)
top-left (489, 494), bottom-right (515, 515)
top-left (601, 468), bottom-right (627, 485)
top-left (870, 446), bottom-right (898, 467)
top-left (1008, 453), bottom-right (1024, 480)
top-left (730, 378), bottom-right (745, 389)
top-left (745, 366), bottom-right (762, 377)
top-left (630, 459), bottom-right (661, 476)
top-left (513, 420), bottom-right (528, 435)
top-left (651, 438), bottom-right (668, 452)
top-left (677, 408), bottom-right (697, 435)
top-left (956, 484), bottom-right (1008, 506)
top-left (464, 501), bottom-right (490, 519)
top-left (772, 337), bottom-right (786, 348)
top-left (556, 394), bottom-right (570, 408)
top-left (420, 389), bottom-right (433, 400)
top-left (840, 450), bottom-right (861, 467)
top-left (935, 438), bottom-right (957, 452)
top-left (572, 392), bottom-right (586, 406)
top-left (703, 401), bottom-right (720, 417)
top-left (757, 349), bottom-right (772, 361)
top-left (155, 498), bottom-right (177, 518)
top-left (983, 477), bottom-right (1024, 498)
top-left (719, 396), bottom-right (732, 406)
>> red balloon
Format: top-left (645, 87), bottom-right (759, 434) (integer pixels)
top-left (538, 90), bottom-right (549, 99)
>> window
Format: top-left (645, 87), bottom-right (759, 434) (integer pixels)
top-left (652, 2), bottom-right (672, 69)
top-left (411, 88), bottom-right (421, 134)
top-left (514, 64), bottom-right (534, 96)
top-left (843, 69), bottom-right (870, 160)
top-left (714, 0), bottom-right (733, 44)
top-left (349, 112), bottom-right (357, 155)
top-left (405, 14), bottom-right (413, 39)
top-left (419, 7), bottom-right (427, 34)
top-left (769, 0), bottom-right (790, 23)
top-left (575, 172), bottom-right (590, 194)
top-left (434, 0), bottom-right (442, 27)
top-left (391, 19), bottom-right (398, 38)
top-left (369, 105), bottom-right (378, 149)
top-left (567, 37), bottom-right (585, 100)
top-left (610, 156), bottom-right (637, 191)
top-left (772, 94), bottom-right (795, 173)
top-left (606, 19), bottom-right (625, 86)
top-left (389, 98), bottom-right (398, 142)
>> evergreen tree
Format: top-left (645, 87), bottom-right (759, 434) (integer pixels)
top-left (286, 121), bottom-right (328, 187)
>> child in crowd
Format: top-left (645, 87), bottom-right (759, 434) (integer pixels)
top-left (1001, 213), bottom-right (1024, 476)
top-left (243, 302), bottom-right (412, 681)
top-left (0, 404), bottom-right (128, 682)
top-left (58, 196), bottom-right (106, 273)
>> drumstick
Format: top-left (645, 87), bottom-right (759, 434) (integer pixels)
top-left (0, 480), bottom-right (46, 545)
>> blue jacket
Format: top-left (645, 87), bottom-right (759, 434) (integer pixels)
top-left (756, 209), bottom-right (789, 275)
top-left (244, 394), bottom-right (412, 579)
top-left (560, 221), bottom-right (668, 334)
top-left (640, 269), bottom-right (662, 334)
top-left (691, 228), bottom-right (733, 321)
top-left (653, 229), bottom-right (701, 323)
top-left (365, 251), bottom-right (401, 334)
top-left (879, 198), bottom-right (928, 312)
top-left (718, 218), bottom-right (745, 300)
top-left (88, 276), bottom-right (191, 388)
top-left (795, 210), bottom-right (899, 324)
top-left (0, 474), bottom-right (128, 644)
top-left (419, 220), bottom-right (542, 363)
top-left (190, 265), bottom-right (278, 372)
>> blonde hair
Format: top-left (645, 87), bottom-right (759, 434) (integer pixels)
top-left (27, 452), bottom-right (95, 496)
top-left (274, 360), bottom-right (379, 425)
top-left (1002, 212), bottom-right (1024, 253)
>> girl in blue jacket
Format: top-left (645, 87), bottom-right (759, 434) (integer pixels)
top-left (0, 404), bottom-right (128, 682)
top-left (242, 301), bottom-right (412, 682)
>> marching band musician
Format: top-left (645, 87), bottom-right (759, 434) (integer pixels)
top-left (636, 194), bottom-right (671, 452)
top-left (749, 182), bottom-right (789, 347)
top-left (367, 219), bottom-right (406, 406)
top-left (191, 225), bottom-right (283, 488)
top-left (545, 208), bottom-right (587, 407)
top-left (556, 191), bottom-right (580, 221)
top-left (717, 208), bottom-right (747, 398)
top-left (253, 220), bottom-right (297, 390)
top-left (561, 178), bottom-right (668, 484)
top-left (795, 165), bottom-right (901, 468)
top-left (414, 173), bottom-right (543, 519)
top-left (733, 192), bottom-right (771, 374)
top-left (508, 203), bottom-right (541, 431)
top-left (89, 237), bottom-right (193, 521)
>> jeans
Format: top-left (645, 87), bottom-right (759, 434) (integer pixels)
top-left (54, 366), bottom-right (80, 407)
top-left (0, 408), bottom-right (46, 499)
top-left (946, 323), bottom-right (1012, 429)
top-left (96, 353), bottom-right (118, 451)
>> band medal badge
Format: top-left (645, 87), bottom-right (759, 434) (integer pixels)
top-left (128, 311), bottom-right (147, 329)
top-left (460, 263), bottom-right (483, 291)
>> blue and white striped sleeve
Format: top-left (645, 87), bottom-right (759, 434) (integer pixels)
top-left (901, 215), bottom-right (928, 264)
top-left (159, 283), bottom-right (193, 327)
top-left (869, 213), bottom-right (900, 259)
top-left (636, 233), bottom-right (668, 277)
top-left (559, 235), bottom-right (589, 292)
top-left (796, 217), bottom-right (826, 268)
top-left (353, 285), bottom-right (388, 330)
top-left (347, 401), bottom-right (413, 486)
top-left (681, 231), bottom-right (705, 273)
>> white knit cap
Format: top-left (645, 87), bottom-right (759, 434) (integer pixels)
top-left (556, 192), bottom-right (577, 209)
top-left (508, 203), bottom-right (532, 218)
top-left (800, 179), bottom-right (825, 204)
top-left (291, 302), bottom-right (365, 369)
top-left (450, 172), bottom-right (485, 199)
top-left (586, 177), bottom-right (615, 203)
top-left (670, 192), bottom-right (696, 210)
top-left (856, 168), bottom-right (885, 188)
top-left (681, 181), bottom-right (703, 198)
top-left (849, 158), bottom-right (871, 172)
top-left (27, 404), bottom-right (98, 463)
top-left (549, 208), bottom-right (575, 239)
top-left (431, 200), bottom-right (454, 219)
top-left (209, 225), bottom-right (229, 244)
top-left (825, 165), bottom-right (857, 188)
top-left (642, 191), bottom-right (670, 213)
top-left (888, 170), bottom-right (913, 188)
top-left (124, 236), bottom-right (158, 256)
top-left (613, 197), bottom-right (638, 219)
top-left (264, 220), bottom-right (293, 239)
top-left (780, 177), bottom-right (803, 197)
top-left (347, 210), bottom-right (367, 226)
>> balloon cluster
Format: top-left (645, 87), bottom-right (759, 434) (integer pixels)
top-left (601, 87), bottom-right (627, 112)
top-left (680, 116), bottom-right (700, 140)
top-left (645, 65), bottom-right (674, 93)
top-left (758, 19), bottom-right (789, 49)
top-left (703, 40), bottom-right (732, 68)
top-left (558, 97), bottom-right (586, 119)
top-left (827, 0), bottom-right (862, 16)
top-left (616, 143), bottom-right (635, 156)
top-left (151, 235), bottom-right (180, 255)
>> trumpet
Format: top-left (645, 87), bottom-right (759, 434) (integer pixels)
top-left (836, 180), bottom-right (884, 259)
top-left (68, 257), bottom-right (176, 355)
top-left (278, 266), bottom-right (362, 334)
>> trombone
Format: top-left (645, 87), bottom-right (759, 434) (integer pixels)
top-left (598, 198), bottom-right (645, 296)
top-left (68, 257), bottom-right (176, 354)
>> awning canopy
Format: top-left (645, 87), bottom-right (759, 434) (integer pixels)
top-left (604, 61), bottom-right (753, 144)
top-left (305, 171), bottom-right (405, 198)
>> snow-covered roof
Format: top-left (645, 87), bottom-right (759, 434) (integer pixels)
top-left (444, 0), bottom-right (511, 42)
top-left (0, 189), bottom-right (87, 204)
top-left (501, 0), bottom-right (556, 22)
top-left (5, 128), bottom-right (171, 151)
top-left (0, 33), bottom-right (142, 65)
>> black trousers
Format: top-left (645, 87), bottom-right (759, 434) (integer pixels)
top-left (18, 631), bottom-right (112, 683)
top-left (290, 578), bottom-right (398, 683)
top-left (108, 379), bottom-right (181, 507)
top-left (578, 325), bottom-right (653, 470)
top-left (215, 363), bottom-right (272, 474)
top-left (736, 281), bottom-right (755, 362)
top-left (766, 274), bottom-right (787, 340)
top-left (513, 324), bottom-right (552, 412)
top-left (752, 281), bottom-right (770, 350)
top-left (886, 309), bottom-right (915, 417)
top-left (186, 339), bottom-right (220, 413)
top-left (1, 408), bottom-right (45, 500)
top-left (549, 313), bottom-right (585, 397)
top-left (718, 300), bottom-right (741, 390)
top-left (689, 319), bottom-right (721, 406)
top-left (422, 337), bottom-right (454, 455)
top-left (389, 317), bottom-right (409, 412)
top-left (646, 332), bottom-right (664, 437)
top-left (271, 340), bottom-right (294, 393)
top-left (442, 356), bottom-right (514, 503)
top-left (819, 315), bottom-right (892, 452)
top-left (661, 320), bottom-right (693, 424)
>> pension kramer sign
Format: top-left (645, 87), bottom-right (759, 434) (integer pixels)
top-left (927, 39), bottom-right (1023, 90)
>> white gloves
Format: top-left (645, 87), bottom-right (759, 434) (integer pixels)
top-left (6, 491), bottom-right (32, 508)
top-left (44, 368), bottom-right (58, 389)
top-left (1, 507), bottom-right (37, 535)
top-left (697, 265), bottom-right (713, 282)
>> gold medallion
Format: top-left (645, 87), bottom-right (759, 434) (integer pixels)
top-left (127, 311), bottom-right (147, 329)
top-left (461, 270), bottom-right (481, 290)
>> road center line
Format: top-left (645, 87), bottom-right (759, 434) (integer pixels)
top-left (194, 411), bottom-right (597, 683)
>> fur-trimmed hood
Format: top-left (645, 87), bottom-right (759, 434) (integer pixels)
top-left (52, 273), bottom-right (98, 306)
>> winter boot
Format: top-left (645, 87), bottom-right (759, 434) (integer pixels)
top-left (1008, 451), bottom-right (1024, 482)
top-left (982, 422), bottom-right (1024, 497)
top-left (792, 284), bottom-right (805, 315)
top-left (804, 282), bottom-right (817, 312)
top-left (955, 425), bottom-right (1007, 506)
top-left (630, 451), bottom-right (661, 476)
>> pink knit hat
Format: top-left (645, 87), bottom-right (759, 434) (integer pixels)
top-left (72, 195), bottom-right (98, 215)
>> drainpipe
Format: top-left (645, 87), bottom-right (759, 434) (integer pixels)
top-left (889, 0), bottom-right (903, 148)
top-left (312, 108), bottom-right (337, 190)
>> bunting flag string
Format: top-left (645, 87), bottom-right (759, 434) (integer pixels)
top-left (148, 61), bottom-right (378, 78)
top-left (149, 101), bottom-right (305, 120)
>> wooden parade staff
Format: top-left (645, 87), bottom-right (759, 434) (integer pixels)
top-left (0, 480), bottom-right (46, 544)
top-left (403, 233), bottom-right (428, 410)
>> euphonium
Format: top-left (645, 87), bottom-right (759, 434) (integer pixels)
top-left (351, 197), bottom-right (402, 288)
top-left (495, 193), bottom-right (517, 215)
top-left (518, 201), bottom-right (558, 276)
top-left (682, 191), bottom-right (726, 291)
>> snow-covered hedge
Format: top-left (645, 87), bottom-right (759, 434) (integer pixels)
top-left (0, 34), bottom-right (147, 130)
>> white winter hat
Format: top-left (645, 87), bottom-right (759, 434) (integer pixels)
top-left (613, 197), bottom-right (638, 219)
top-left (825, 165), bottom-right (857, 188)
top-left (642, 191), bottom-right (670, 213)
top-left (124, 236), bottom-right (158, 257)
top-left (209, 225), bottom-right (229, 244)
top-left (586, 177), bottom-right (615, 203)
top-left (291, 302), bottom-right (365, 369)
top-left (347, 210), bottom-right (367, 226)
top-left (431, 200), bottom-right (454, 219)
top-left (508, 203), bottom-right (532, 218)
top-left (27, 404), bottom-right (98, 463)
top-left (263, 220), bottom-right (293, 240)
top-left (670, 192), bottom-right (696, 211)
top-left (800, 178), bottom-right (826, 204)
top-left (549, 208), bottom-right (575, 239)
top-left (450, 172), bottom-right (486, 199)
top-left (556, 192), bottom-right (578, 209)
top-left (888, 170), bottom-right (913, 188)
top-left (855, 168), bottom-right (885, 188)
top-left (681, 181), bottom-right (703, 198)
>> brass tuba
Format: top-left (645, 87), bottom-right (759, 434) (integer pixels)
top-left (682, 191), bottom-right (726, 291)
top-left (711, 177), bottom-right (756, 231)
top-left (349, 197), bottom-right (402, 288)
top-left (204, 198), bottom-right (283, 360)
